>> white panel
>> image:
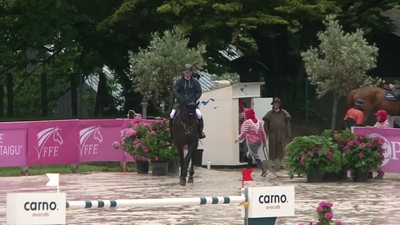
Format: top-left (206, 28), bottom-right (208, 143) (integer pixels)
top-left (232, 82), bottom-right (263, 98)
top-left (199, 97), bottom-right (233, 166)
top-left (252, 97), bottom-right (273, 122)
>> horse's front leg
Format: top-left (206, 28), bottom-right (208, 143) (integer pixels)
top-left (180, 150), bottom-right (191, 186)
top-left (178, 148), bottom-right (186, 185)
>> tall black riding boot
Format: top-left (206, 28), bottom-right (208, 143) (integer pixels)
top-left (247, 157), bottom-right (253, 169)
top-left (197, 117), bottom-right (206, 139)
top-left (168, 118), bottom-right (173, 139)
top-left (255, 159), bottom-right (268, 177)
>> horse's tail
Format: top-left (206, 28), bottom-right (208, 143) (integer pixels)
top-left (346, 89), bottom-right (357, 111)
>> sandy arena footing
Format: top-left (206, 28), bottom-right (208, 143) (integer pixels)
top-left (1, 168), bottom-right (399, 225)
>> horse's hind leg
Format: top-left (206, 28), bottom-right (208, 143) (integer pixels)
top-left (180, 148), bottom-right (193, 186)
top-left (188, 143), bottom-right (197, 183)
top-left (188, 158), bottom-right (195, 183)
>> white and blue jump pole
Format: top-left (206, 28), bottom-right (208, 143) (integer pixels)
top-left (66, 189), bottom-right (282, 225)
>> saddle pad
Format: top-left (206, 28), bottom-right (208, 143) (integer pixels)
top-left (385, 90), bottom-right (398, 101)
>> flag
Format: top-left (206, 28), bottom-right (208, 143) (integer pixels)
top-left (46, 173), bottom-right (59, 187)
top-left (242, 169), bottom-right (254, 182)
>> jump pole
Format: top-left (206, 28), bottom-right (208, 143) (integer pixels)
top-left (6, 173), bottom-right (295, 225)
top-left (65, 187), bottom-right (291, 225)
top-left (66, 196), bottom-right (246, 209)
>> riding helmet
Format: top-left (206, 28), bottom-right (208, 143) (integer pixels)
top-left (353, 99), bottom-right (364, 109)
top-left (184, 64), bottom-right (193, 72)
top-left (355, 99), bottom-right (364, 105)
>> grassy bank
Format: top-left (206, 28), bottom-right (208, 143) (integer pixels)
top-left (0, 162), bottom-right (136, 177)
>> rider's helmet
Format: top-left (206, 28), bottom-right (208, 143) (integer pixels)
top-left (353, 99), bottom-right (364, 109)
top-left (184, 64), bottom-right (193, 72)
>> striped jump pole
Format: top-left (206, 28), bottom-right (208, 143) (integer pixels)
top-left (66, 196), bottom-right (246, 209)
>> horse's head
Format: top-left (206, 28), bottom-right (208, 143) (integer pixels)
top-left (184, 101), bottom-right (199, 118)
top-left (94, 128), bottom-right (103, 143)
top-left (176, 100), bottom-right (199, 124)
top-left (52, 129), bottom-right (63, 145)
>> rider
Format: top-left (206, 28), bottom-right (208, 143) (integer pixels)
top-left (388, 80), bottom-right (400, 99)
top-left (169, 64), bottom-right (206, 139)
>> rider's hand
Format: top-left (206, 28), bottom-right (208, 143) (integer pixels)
top-left (389, 84), bottom-right (394, 89)
top-left (262, 143), bottom-right (266, 147)
top-left (234, 139), bottom-right (239, 143)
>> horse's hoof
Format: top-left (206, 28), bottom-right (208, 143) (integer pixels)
top-left (179, 178), bottom-right (187, 186)
top-left (188, 177), bottom-right (194, 183)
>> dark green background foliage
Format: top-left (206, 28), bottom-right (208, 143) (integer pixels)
top-left (0, 0), bottom-right (399, 133)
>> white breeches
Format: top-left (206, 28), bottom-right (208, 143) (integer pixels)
top-left (170, 109), bottom-right (202, 119)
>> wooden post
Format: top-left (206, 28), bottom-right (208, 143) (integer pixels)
top-left (141, 98), bottom-right (148, 119)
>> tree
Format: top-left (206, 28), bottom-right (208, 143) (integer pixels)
top-left (301, 15), bottom-right (382, 135)
top-left (129, 26), bottom-right (206, 116)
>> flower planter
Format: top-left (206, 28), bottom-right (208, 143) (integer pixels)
top-left (168, 158), bottom-right (180, 175)
top-left (353, 168), bottom-right (369, 182)
top-left (136, 160), bottom-right (149, 174)
top-left (323, 172), bottom-right (338, 181)
top-left (151, 161), bottom-right (169, 176)
top-left (307, 170), bottom-right (324, 183)
top-left (338, 166), bottom-right (348, 180)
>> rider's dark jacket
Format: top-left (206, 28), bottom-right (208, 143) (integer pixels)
top-left (173, 76), bottom-right (202, 103)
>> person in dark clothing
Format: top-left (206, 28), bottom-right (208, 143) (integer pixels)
top-left (169, 64), bottom-right (206, 139)
top-left (343, 99), bottom-right (364, 130)
top-left (388, 80), bottom-right (400, 99)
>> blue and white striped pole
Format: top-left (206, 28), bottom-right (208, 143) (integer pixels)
top-left (66, 196), bottom-right (246, 209)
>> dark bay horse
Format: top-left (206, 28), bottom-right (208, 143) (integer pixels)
top-left (171, 101), bottom-right (200, 186)
top-left (346, 86), bottom-right (400, 124)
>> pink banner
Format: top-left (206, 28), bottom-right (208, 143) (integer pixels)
top-left (0, 122), bottom-right (28, 167)
top-left (27, 120), bottom-right (80, 166)
top-left (0, 118), bottom-right (156, 167)
top-left (353, 127), bottom-right (400, 173)
top-left (78, 119), bottom-right (125, 163)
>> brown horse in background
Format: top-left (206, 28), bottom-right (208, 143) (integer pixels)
top-left (346, 86), bottom-right (400, 124)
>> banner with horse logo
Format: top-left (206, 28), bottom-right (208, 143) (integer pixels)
top-left (353, 127), bottom-right (400, 173)
top-left (78, 119), bottom-right (126, 163)
top-left (0, 122), bottom-right (28, 167)
top-left (27, 120), bottom-right (80, 166)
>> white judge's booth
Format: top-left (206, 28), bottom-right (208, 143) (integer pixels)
top-left (198, 82), bottom-right (272, 166)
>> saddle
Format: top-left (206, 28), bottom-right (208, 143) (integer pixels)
top-left (384, 90), bottom-right (399, 101)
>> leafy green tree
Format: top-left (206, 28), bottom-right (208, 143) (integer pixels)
top-left (129, 26), bottom-right (206, 115)
top-left (157, 0), bottom-right (397, 98)
top-left (301, 15), bottom-right (382, 134)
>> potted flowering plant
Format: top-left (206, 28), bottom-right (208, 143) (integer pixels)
top-left (112, 116), bottom-right (151, 174)
top-left (343, 133), bottom-right (385, 182)
top-left (299, 201), bottom-right (343, 225)
top-left (321, 130), bottom-right (354, 181)
top-left (140, 117), bottom-right (178, 176)
top-left (285, 135), bottom-right (343, 182)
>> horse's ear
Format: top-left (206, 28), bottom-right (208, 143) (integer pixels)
top-left (196, 101), bottom-right (200, 107)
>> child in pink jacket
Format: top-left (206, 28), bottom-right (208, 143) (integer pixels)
top-left (235, 108), bottom-right (268, 177)
top-left (367, 110), bottom-right (389, 179)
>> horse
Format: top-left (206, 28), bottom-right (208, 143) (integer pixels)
top-left (346, 86), bottom-right (400, 124)
top-left (171, 100), bottom-right (201, 186)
